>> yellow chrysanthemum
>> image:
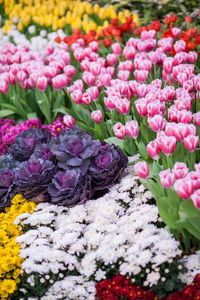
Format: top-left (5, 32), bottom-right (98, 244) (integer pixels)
top-left (0, 194), bottom-right (36, 299)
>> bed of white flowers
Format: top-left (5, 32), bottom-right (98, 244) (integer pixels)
top-left (10, 164), bottom-right (198, 300)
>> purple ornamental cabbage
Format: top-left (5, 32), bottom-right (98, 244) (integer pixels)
top-left (30, 143), bottom-right (55, 162)
top-left (50, 126), bottom-right (101, 174)
top-left (48, 169), bottom-right (93, 206)
top-left (0, 169), bottom-right (15, 209)
top-left (89, 143), bottom-right (128, 191)
top-left (0, 155), bottom-right (20, 170)
top-left (15, 158), bottom-right (56, 199)
top-left (8, 128), bottom-right (52, 162)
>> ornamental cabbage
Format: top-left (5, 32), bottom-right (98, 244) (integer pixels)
top-left (50, 126), bottom-right (101, 174)
top-left (89, 143), bottom-right (128, 192)
top-left (48, 169), bottom-right (92, 206)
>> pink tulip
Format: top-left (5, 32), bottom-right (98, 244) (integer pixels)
top-left (104, 96), bottom-right (115, 110)
top-left (183, 135), bottom-right (199, 152)
top-left (44, 66), bottom-right (58, 78)
top-left (125, 120), bottom-right (139, 138)
top-left (82, 71), bottom-right (96, 85)
top-left (98, 73), bottom-right (112, 87)
top-left (174, 178), bottom-right (195, 199)
top-left (0, 79), bottom-right (8, 93)
top-left (148, 115), bottom-right (165, 132)
top-left (187, 171), bottom-right (200, 189)
top-left (191, 189), bottom-right (200, 209)
top-left (118, 61), bottom-right (134, 72)
top-left (118, 70), bottom-right (130, 81)
top-left (188, 51), bottom-right (198, 64)
top-left (134, 161), bottom-right (150, 179)
top-left (107, 53), bottom-right (118, 66)
top-left (163, 57), bottom-right (174, 74)
top-left (111, 43), bottom-right (121, 55)
top-left (82, 92), bottom-right (92, 105)
top-left (87, 86), bottom-right (99, 100)
top-left (123, 46), bottom-right (136, 60)
top-left (115, 98), bottom-right (130, 114)
top-left (177, 110), bottom-right (192, 124)
top-left (37, 76), bottom-right (48, 91)
top-left (141, 30), bottom-right (156, 40)
top-left (134, 70), bottom-right (149, 83)
top-left (63, 115), bottom-right (76, 128)
top-left (71, 90), bottom-right (83, 104)
top-left (63, 65), bottom-right (77, 77)
top-left (90, 63), bottom-right (102, 76)
top-left (147, 140), bottom-right (160, 160)
top-left (91, 110), bottom-right (103, 123)
top-left (172, 162), bottom-right (189, 180)
top-left (147, 101), bottom-right (162, 117)
top-left (17, 70), bottom-right (27, 82)
top-left (171, 27), bottom-right (181, 38)
top-left (80, 60), bottom-right (91, 71)
top-left (135, 98), bottom-right (148, 117)
top-left (89, 41), bottom-right (99, 52)
top-left (160, 136), bottom-right (176, 156)
top-left (74, 79), bottom-right (84, 91)
top-left (174, 40), bottom-right (186, 53)
top-left (159, 169), bottom-right (175, 188)
top-left (113, 122), bottom-right (126, 139)
top-left (193, 112), bottom-right (200, 127)
top-left (167, 107), bottom-right (178, 122)
top-left (52, 74), bottom-right (69, 90)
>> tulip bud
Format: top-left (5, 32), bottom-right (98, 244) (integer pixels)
top-left (52, 74), bottom-right (69, 90)
top-left (63, 115), bottom-right (76, 128)
top-left (37, 76), bottom-right (48, 91)
top-left (159, 169), bottom-right (175, 188)
top-left (134, 161), bottom-right (150, 179)
top-left (71, 88), bottom-right (83, 104)
top-left (125, 120), bottom-right (139, 139)
top-left (191, 189), bottom-right (200, 209)
top-left (174, 178), bottom-right (194, 199)
top-left (183, 135), bottom-right (199, 152)
top-left (160, 136), bottom-right (176, 156)
top-left (113, 122), bottom-right (126, 139)
top-left (91, 110), bottom-right (103, 123)
top-left (134, 70), bottom-right (149, 83)
top-left (172, 162), bottom-right (189, 179)
top-left (147, 140), bottom-right (160, 160)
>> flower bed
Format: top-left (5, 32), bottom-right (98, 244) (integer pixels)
top-left (0, 1), bottom-right (200, 299)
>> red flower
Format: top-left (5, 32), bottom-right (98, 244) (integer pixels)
top-left (162, 29), bottom-right (173, 38)
top-left (54, 36), bottom-right (62, 43)
top-left (195, 33), bottom-right (200, 45)
top-left (186, 41), bottom-right (196, 51)
top-left (103, 39), bottom-right (112, 47)
top-left (164, 14), bottom-right (178, 27)
top-left (148, 20), bottom-right (161, 31)
top-left (185, 16), bottom-right (193, 23)
top-left (111, 18), bottom-right (119, 26)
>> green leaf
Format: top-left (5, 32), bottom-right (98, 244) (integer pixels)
top-left (27, 112), bottom-right (38, 120)
top-left (0, 109), bottom-right (15, 118)
top-left (105, 137), bottom-right (124, 149)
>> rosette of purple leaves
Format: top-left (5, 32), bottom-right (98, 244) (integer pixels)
top-left (89, 143), bottom-right (128, 192)
top-left (50, 126), bottom-right (101, 174)
top-left (30, 143), bottom-right (55, 162)
top-left (15, 158), bottom-right (56, 200)
top-left (48, 169), bottom-right (92, 206)
top-left (0, 169), bottom-right (16, 209)
top-left (8, 128), bottom-right (52, 162)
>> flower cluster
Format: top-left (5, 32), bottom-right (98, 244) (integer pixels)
top-left (0, 117), bottom-right (72, 156)
top-left (158, 162), bottom-right (200, 209)
top-left (0, 125), bottom-right (127, 208)
top-left (96, 274), bottom-right (157, 300)
top-left (0, 194), bottom-right (35, 300)
top-left (1, 0), bottom-right (139, 36)
top-left (14, 174), bottom-right (183, 299)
